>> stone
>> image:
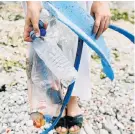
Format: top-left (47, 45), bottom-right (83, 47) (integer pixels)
top-left (130, 117), bottom-right (135, 122)
top-left (27, 120), bottom-right (33, 127)
top-left (115, 121), bottom-right (125, 129)
top-left (11, 123), bottom-right (16, 127)
top-left (131, 130), bottom-right (135, 134)
top-left (103, 120), bottom-right (116, 132)
top-left (99, 107), bottom-right (105, 114)
top-left (97, 123), bottom-right (102, 129)
top-left (99, 129), bottom-right (109, 134)
top-left (8, 117), bottom-right (15, 123)
top-left (0, 128), bottom-right (5, 134)
top-left (1, 125), bottom-right (7, 133)
top-left (111, 129), bottom-right (121, 134)
top-left (128, 68), bottom-right (134, 76)
top-left (15, 117), bottom-right (21, 123)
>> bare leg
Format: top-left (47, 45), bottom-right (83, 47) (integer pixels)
top-left (67, 96), bottom-right (83, 132)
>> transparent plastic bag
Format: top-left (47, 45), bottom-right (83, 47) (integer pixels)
top-left (28, 48), bottom-right (63, 128)
top-left (31, 50), bottom-right (62, 114)
top-left (27, 8), bottom-right (78, 128)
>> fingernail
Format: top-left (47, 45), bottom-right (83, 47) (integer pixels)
top-left (35, 33), bottom-right (40, 37)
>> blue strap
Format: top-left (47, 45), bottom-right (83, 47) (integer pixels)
top-left (41, 38), bottom-right (83, 134)
top-left (109, 24), bottom-right (135, 43)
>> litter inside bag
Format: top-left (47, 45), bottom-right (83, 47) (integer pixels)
top-left (31, 9), bottom-right (78, 88)
top-left (27, 48), bottom-right (65, 128)
top-left (31, 50), bottom-right (63, 114)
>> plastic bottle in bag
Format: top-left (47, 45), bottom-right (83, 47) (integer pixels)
top-left (30, 9), bottom-right (78, 88)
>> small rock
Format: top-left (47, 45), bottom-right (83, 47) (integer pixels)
top-left (111, 129), bottom-right (121, 134)
top-left (103, 120), bottom-right (116, 132)
top-left (100, 129), bottom-right (109, 134)
top-left (9, 131), bottom-right (14, 134)
top-left (1, 125), bottom-right (7, 133)
top-left (27, 120), bottom-right (33, 127)
top-left (99, 107), bottom-right (105, 114)
top-left (11, 123), bottom-right (16, 127)
top-left (97, 123), bottom-right (102, 129)
top-left (0, 128), bottom-right (5, 134)
top-left (15, 124), bottom-right (20, 132)
top-left (0, 85), bottom-right (6, 92)
top-left (8, 117), bottom-right (15, 123)
top-left (8, 99), bottom-right (15, 106)
top-left (18, 130), bottom-right (23, 134)
top-left (128, 69), bottom-right (134, 76)
top-left (130, 117), bottom-right (135, 122)
top-left (0, 2), bottom-right (4, 5)
top-left (15, 117), bottom-right (21, 123)
top-left (115, 121), bottom-right (125, 129)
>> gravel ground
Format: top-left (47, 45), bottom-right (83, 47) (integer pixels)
top-left (0, 2), bottom-right (134, 134)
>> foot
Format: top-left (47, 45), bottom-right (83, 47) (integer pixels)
top-left (56, 126), bottom-right (67, 134)
top-left (67, 97), bottom-right (83, 133)
top-left (54, 109), bottom-right (68, 134)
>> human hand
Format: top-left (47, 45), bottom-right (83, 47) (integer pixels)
top-left (24, 2), bottom-right (47, 42)
top-left (91, 1), bottom-right (111, 39)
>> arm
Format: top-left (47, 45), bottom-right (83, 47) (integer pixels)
top-left (91, 1), bottom-right (111, 39)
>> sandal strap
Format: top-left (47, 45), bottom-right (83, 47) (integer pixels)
top-left (52, 117), bottom-right (67, 129)
top-left (66, 115), bottom-right (83, 128)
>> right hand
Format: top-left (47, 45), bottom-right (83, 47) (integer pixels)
top-left (24, 2), bottom-right (45, 42)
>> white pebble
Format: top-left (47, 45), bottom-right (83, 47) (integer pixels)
top-left (111, 129), bottom-right (121, 134)
top-left (100, 129), bottom-right (109, 134)
top-left (115, 121), bottom-right (125, 129)
top-left (27, 120), bottom-right (33, 127)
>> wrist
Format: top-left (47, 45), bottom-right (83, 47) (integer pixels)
top-left (27, 1), bottom-right (42, 10)
top-left (93, 1), bottom-right (108, 6)
top-left (27, 1), bottom-right (41, 6)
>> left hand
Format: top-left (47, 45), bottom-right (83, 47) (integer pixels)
top-left (91, 1), bottom-right (111, 39)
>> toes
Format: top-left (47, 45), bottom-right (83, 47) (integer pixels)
top-left (69, 126), bottom-right (80, 133)
top-left (74, 125), bottom-right (80, 131)
top-left (69, 126), bottom-right (75, 132)
top-left (56, 127), bottom-right (67, 133)
top-left (74, 125), bottom-right (78, 131)
top-left (56, 126), bottom-right (62, 133)
top-left (61, 127), bottom-right (67, 132)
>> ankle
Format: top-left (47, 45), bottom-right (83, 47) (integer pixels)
top-left (69, 96), bottom-right (78, 103)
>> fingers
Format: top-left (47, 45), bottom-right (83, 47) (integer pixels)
top-left (94, 14), bottom-right (102, 34)
top-left (104, 17), bottom-right (110, 31)
top-left (24, 11), bottom-right (40, 42)
top-left (24, 18), bottom-right (32, 42)
top-left (96, 16), bottom-right (106, 39)
top-left (91, 2), bottom-right (111, 39)
top-left (94, 14), bottom-right (110, 39)
top-left (31, 12), bottom-right (40, 37)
